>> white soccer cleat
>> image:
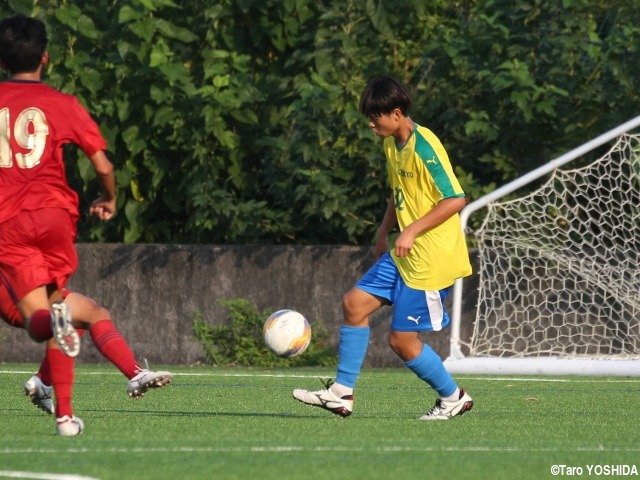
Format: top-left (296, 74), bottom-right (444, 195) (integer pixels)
top-left (56, 415), bottom-right (84, 436)
top-left (419, 389), bottom-right (474, 420)
top-left (23, 375), bottom-right (54, 415)
top-left (292, 380), bottom-right (353, 418)
top-left (127, 369), bottom-right (173, 398)
top-left (51, 301), bottom-right (80, 358)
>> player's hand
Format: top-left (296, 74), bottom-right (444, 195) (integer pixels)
top-left (89, 197), bottom-right (116, 221)
top-left (393, 229), bottom-right (416, 257)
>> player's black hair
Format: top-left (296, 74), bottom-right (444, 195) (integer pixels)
top-left (359, 75), bottom-right (412, 118)
top-left (0, 14), bottom-right (48, 74)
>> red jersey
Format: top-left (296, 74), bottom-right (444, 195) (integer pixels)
top-left (0, 80), bottom-right (107, 225)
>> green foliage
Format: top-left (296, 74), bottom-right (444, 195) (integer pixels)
top-left (420, 0), bottom-right (640, 187)
top-left (192, 298), bottom-right (336, 367)
top-left (1, 0), bottom-right (638, 243)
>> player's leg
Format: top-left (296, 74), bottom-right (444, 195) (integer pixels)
top-left (45, 339), bottom-right (84, 435)
top-left (0, 285), bottom-right (83, 434)
top-left (292, 287), bottom-right (381, 417)
top-left (24, 324), bottom-right (88, 416)
top-left (24, 329), bottom-right (84, 436)
top-left (392, 331), bottom-right (472, 420)
top-left (389, 283), bottom-right (473, 420)
top-left (15, 285), bottom-right (79, 357)
top-left (0, 211), bottom-right (81, 433)
top-left (0, 278), bottom-right (56, 415)
top-left (292, 254), bottom-right (395, 416)
top-left (19, 285), bottom-right (53, 340)
top-left (23, 352), bottom-right (55, 415)
top-left (0, 209), bottom-right (81, 356)
top-left (334, 287), bottom-right (380, 390)
top-left (30, 289), bottom-right (83, 434)
top-left (23, 290), bottom-right (172, 403)
top-left (64, 291), bottom-right (173, 398)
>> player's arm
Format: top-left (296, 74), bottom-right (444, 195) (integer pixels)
top-left (394, 196), bottom-right (466, 257)
top-left (374, 196), bottom-right (397, 259)
top-left (88, 150), bottom-right (116, 221)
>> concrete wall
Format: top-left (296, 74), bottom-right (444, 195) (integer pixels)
top-left (0, 244), bottom-right (478, 367)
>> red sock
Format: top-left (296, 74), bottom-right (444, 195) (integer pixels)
top-left (90, 320), bottom-right (139, 379)
top-left (48, 348), bottom-right (74, 418)
top-left (28, 309), bottom-right (53, 342)
top-left (38, 330), bottom-right (86, 386)
top-left (37, 352), bottom-right (51, 386)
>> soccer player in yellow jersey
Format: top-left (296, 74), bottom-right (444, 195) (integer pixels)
top-left (293, 76), bottom-right (474, 420)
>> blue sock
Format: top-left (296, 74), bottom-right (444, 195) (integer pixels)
top-left (335, 325), bottom-right (370, 388)
top-left (405, 343), bottom-right (457, 397)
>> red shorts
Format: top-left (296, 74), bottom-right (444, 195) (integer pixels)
top-left (0, 208), bottom-right (78, 327)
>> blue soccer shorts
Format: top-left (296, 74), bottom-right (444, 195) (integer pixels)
top-left (355, 252), bottom-right (452, 332)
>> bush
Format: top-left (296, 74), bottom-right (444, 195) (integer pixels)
top-left (193, 298), bottom-right (336, 367)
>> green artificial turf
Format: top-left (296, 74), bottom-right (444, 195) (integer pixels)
top-left (1, 363), bottom-right (639, 480)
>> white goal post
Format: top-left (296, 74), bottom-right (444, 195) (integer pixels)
top-left (445, 115), bottom-right (640, 376)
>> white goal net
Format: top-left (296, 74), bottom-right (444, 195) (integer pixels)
top-left (466, 133), bottom-right (640, 361)
top-left (446, 120), bottom-right (640, 375)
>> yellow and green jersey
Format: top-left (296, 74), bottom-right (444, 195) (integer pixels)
top-left (383, 123), bottom-right (472, 290)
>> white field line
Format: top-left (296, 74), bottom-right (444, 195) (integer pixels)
top-left (1, 445), bottom-right (640, 455)
top-left (2, 370), bottom-right (640, 383)
top-left (0, 471), bottom-right (99, 480)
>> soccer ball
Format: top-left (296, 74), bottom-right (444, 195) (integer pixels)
top-left (263, 309), bottom-right (311, 358)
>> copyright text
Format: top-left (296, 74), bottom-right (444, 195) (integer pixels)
top-left (551, 465), bottom-right (638, 476)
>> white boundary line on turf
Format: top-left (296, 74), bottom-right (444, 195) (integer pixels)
top-left (453, 376), bottom-right (640, 383)
top-left (1, 445), bottom-right (640, 455)
top-left (2, 370), bottom-right (640, 383)
top-left (0, 471), bottom-right (99, 480)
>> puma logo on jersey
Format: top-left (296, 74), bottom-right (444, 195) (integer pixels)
top-left (425, 157), bottom-right (437, 164)
top-left (407, 315), bottom-right (421, 324)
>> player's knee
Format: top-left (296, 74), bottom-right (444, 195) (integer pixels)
top-left (77, 303), bottom-right (111, 326)
top-left (388, 334), bottom-right (403, 356)
top-left (341, 290), bottom-right (367, 327)
top-left (94, 305), bottom-right (111, 321)
top-left (388, 331), bottom-right (420, 361)
top-left (86, 304), bottom-right (111, 324)
top-left (341, 291), bottom-right (357, 317)
top-left (342, 286), bottom-right (383, 318)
